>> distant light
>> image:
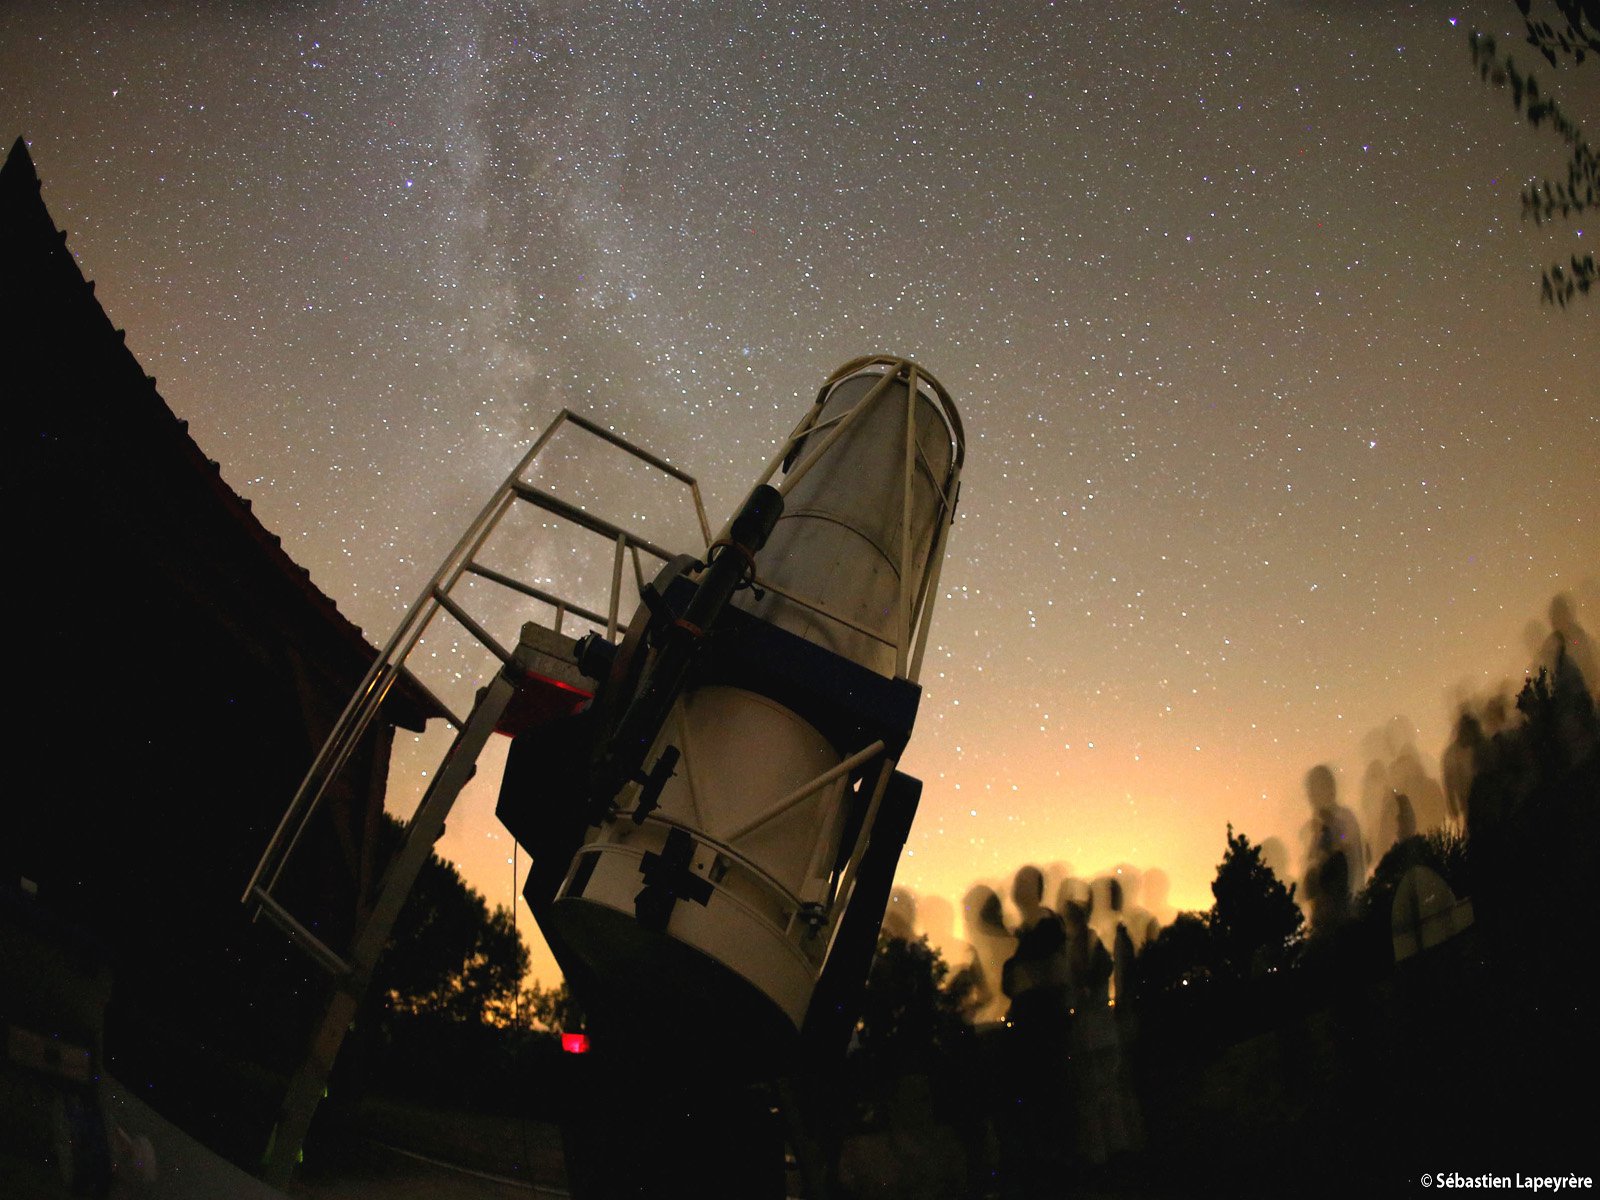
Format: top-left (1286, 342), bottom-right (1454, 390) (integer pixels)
top-left (561, 1032), bottom-right (590, 1055)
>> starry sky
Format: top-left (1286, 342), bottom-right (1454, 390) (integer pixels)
top-left (4, 0), bottom-right (1596, 985)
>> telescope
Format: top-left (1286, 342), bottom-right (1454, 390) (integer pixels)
top-left (501, 355), bottom-right (965, 1067)
top-left (245, 354), bottom-right (964, 1191)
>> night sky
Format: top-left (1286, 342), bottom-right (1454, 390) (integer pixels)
top-left (4, 1), bottom-right (1596, 985)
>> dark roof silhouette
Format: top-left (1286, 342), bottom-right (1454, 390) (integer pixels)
top-left (2, 128), bottom-right (448, 937)
top-left (3, 139), bottom-right (457, 1163)
top-left (0, 134), bottom-right (436, 729)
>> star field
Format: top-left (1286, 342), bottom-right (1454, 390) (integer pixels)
top-left (3, 0), bottom-right (1596, 982)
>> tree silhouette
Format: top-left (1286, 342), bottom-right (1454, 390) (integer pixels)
top-left (372, 822), bottom-right (530, 1025)
top-left (1209, 824), bottom-right (1303, 979)
top-left (853, 932), bottom-right (967, 1078)
top-left (1136, 911), bottom-right (1214, 997)
top-left (1360, 827), bottom-right (1470, 925)
top-left (520, 979), bottom-right (585, 1034)
top-left (1469, 2), bottom-right (1599, 305)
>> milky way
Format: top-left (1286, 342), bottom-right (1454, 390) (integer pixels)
top-left (4, 0), bottom-right (1596, 981)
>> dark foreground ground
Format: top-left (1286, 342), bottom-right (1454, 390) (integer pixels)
top-left (7, 1008), bottom-right (1590, 1200)
top-left (293, 1097), bottom-right (569, 1199)
top-left (7, 920), bottom-right (1592, 1199)
top-left (288, 958), bottom-right (1594, 1200)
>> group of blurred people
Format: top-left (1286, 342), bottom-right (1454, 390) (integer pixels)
top-left (880, 862), bottom-right (1161, 1192)
top-left (1298, 593), bottom-right (1599, 932)
top-left (864, 592), bottom-right (1598, 1194)
top-left (993, 866), bottom-right (1143, 1185)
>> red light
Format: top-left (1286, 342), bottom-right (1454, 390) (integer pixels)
top-left (493, 671), bottom-right (594, 736)
top-left (561, 1032), bottom-right (590, 1055)
top-left (533, 674), bottom-right (592, 696)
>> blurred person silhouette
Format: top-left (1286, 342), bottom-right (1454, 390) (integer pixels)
top-left (1304, 823), bottom-right (1350, 931)
top-left (1442, 709), bottom-right (1489, 831)
top-left (1140, 868), bottom-right (1175, 931)
top-left (1088, 875), bottom-right (1125, 956)
top-left (961, 885), bottom-right (1015, 1026)
top-left (1381, 717), bottom-right (1448, 834)
top-left (1359, 718), bottom-right (1446, 837)
top-left (1363, 758), bottom-right (1419, 864)
top-left (1573, 582), bottom-right (1600, 692)
top-left (906, 895), bottom-right (989, 1200)
top-left (917, 894), bottom-right (965, 968)
top-left (1090, 873), bottom-right (1143, 1007)
top-left (1460, 694), bottom-right (1525, 839)
top-left (1359, 758), bottom-right (1392, 862)
top-left (999, 866), bottom-right (1073, 1197)
top-left (1062, 900), bottom-right (1138, 1167)
top-left (1380, 791), bottom-right (1418, 855)
top-left (1002, 867), bottom-right (1071, 1030)
top-left (1109, 917), bottom-right (1147, 1160)
top-left (1300, 764), bottom-right (1364, 931)
top-left (1543, 594), bottom-right (1598, 696)
top-left (1259, 836), bottom-right (1292, 887)
top-left (950, 887), bottom-right (1014, 1199)
top-left (1054, 875), bottom-right (1090, 922)
top-left (1523, 617), bottom-right (1549, 676)
top-left (1038, 861), bottom-right (1073, 922)
top-left (920, 893), bottom-right (987, 1026)
top-left (1112, 923), bottom-right (1136, 1010)
top-left (1109, 864), bottom-right (1156, 952)
top-left (1479, 691), bottom-right (1513, 737)
top-left (1532, 602), bottom-right (1600, 765)
top-left (882, 885), bottom-right (918, 942)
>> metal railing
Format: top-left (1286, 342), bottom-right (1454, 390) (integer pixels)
top-left (717, 354), bottom-right (965, 684)
top-left (242, 408), bottom-right (709, 963)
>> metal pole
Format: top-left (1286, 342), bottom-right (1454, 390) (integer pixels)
top-left (820, 760), bottom-right (896, 950)
top-left (720, 740), bottom-right (886, 843)
top-left (896, 367), bottom-right (917, 678)
top-left (774, 370), bottom-right (899, 501)
top-left (708, 398), bottom-right (826, 547)
top-left (909, 460), bottom-right (960, 684)
top-left (607, 533), bottom-right (626, 641)
top-left (260, 661), bottom-right (524, 1187)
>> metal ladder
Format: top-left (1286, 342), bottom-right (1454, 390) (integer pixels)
top-left (243, 409), bottom-right (709, 1187)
